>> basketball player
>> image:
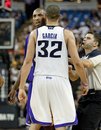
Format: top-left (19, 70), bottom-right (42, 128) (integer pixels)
top-left (18, 5), bottom-right (88, 130)
top-left (8, 8), bottom-right (46, 103)
top-left (8, 8), bottom-right (54, 130)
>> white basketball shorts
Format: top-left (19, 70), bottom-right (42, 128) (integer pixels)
top-left (30, 75), bottom-right (77, 128)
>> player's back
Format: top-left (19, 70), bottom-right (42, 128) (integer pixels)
top-left (34, 26), bottom-right (68, 78)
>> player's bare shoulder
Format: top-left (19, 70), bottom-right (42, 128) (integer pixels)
top-left (64, 29), bottom-right (75, 45)
top-left (64, 29), bottom-right (75, 39)
top-left (30, 29), bottom-right (36, 37)
top-left (29, 29), bottom-right (37, 43)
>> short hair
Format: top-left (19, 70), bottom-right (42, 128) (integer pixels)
top-left (46, 5), bottom-right (60, 19)
top-left (88, 32), bottom-right (101, 47)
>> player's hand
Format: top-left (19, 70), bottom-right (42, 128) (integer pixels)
top-left (68, 65), bottom-right (73, 73)
top-left (68, 57), bottom-right (73, 64)
top-left (8, 88), bottom-right (17, 104)
top-left (81, 85), bottom-right (88, 95)
top-left (18, 89), bottom-right (27, 105)
top-left (80, 82), bottom-right (89, 95)
top-left (0, 75), bottom-right (4, 88)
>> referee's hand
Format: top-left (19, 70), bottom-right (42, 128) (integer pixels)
top-left (0, 75), bottom-right (4, 88)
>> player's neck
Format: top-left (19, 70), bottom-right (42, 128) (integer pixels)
top-left (46, 20), bottom-right (59, 26)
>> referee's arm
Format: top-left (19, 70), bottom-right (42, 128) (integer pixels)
top-left (82, 55), bottom-right (101, 68)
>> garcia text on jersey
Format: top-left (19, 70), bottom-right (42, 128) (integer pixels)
top-left (42, 33), bottom-right (57, 39)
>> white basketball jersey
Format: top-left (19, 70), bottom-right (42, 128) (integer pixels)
top-left (34, 26), bottom-right (69, 78)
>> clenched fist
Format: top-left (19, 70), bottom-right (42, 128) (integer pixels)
top-left (0, 75), bottom-right (4, 88)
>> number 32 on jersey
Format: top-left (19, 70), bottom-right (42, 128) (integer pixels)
top-left (38, 40), bottom-right (62, 58)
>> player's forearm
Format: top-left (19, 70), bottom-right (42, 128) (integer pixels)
top-left (19, 61), bottom-right (32, 89)
top-left (74, 61), bottom-right (88, 84)
top-left (13, 73), bottom-right (20, 90)
top-left (69, 70), bottom-right (79, 81)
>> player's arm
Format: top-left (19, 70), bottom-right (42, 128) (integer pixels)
top-left (18, 30), bottom-right (36, 103)
top-left (12, 74), bottom-right (20, 90)
top-left (8, 36), bottom-right (29, 103)
top-left (69, 65), bottom-right (79, 81)
top-left (68, 58), bottom-right (79, 81)
top-left (19, 30), bottom-right (36, 90)
top-left (12, 35), bottom-right (30, 90)
top-left (65, 30), bottom-right (88, 86)
top-left (8, 73), bottom-right (20, 103)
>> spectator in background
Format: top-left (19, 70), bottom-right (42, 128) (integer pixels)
top-left (78, 22), bottom-right (90, 38)
top-left (91, 15), bottom-right (101, 33)
top-left (0, 75), bottom-right (4, 88)
top-left (5, 0), bottom-right (11, 8)
top-left (60, 15), bottom-right (68, 28)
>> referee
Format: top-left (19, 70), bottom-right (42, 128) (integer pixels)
top-left (70, 32), bottom-right (101, 130)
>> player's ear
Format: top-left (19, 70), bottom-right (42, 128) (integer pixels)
top-left (94, 41), bottom-right (98, 47)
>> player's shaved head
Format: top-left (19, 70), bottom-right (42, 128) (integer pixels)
top-left (33, 8), bottom-right (46, 15)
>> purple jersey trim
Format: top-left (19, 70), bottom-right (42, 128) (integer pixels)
top-left (26, 81), bottom-right (33, 125)
top-left (24, 35), bottom-right (35, 82)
